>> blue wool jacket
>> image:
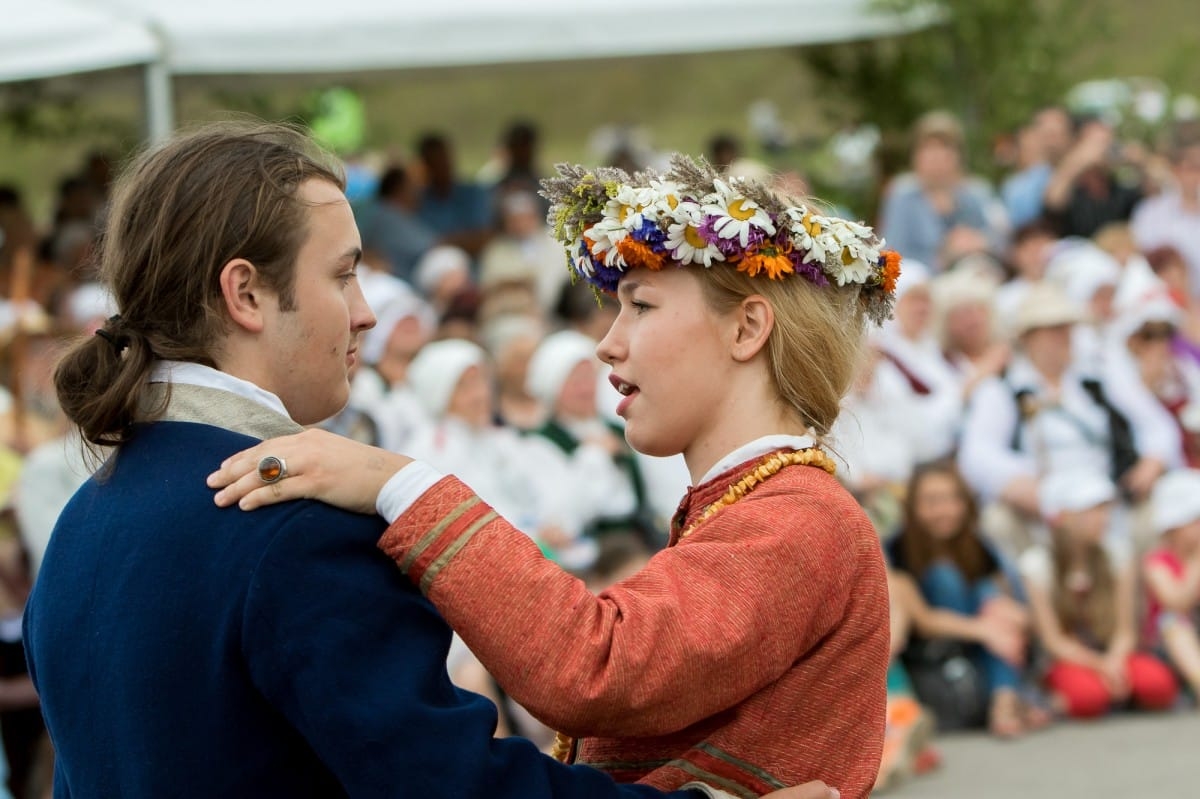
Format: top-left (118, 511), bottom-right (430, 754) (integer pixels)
top-left (24, 413), bottom-right (699, 799)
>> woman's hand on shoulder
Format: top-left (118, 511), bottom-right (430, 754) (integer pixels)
top-left (206, 428), bottom-right (412, 515)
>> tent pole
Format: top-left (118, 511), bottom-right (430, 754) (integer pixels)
top-left (144, 57), bottom-right (174, 144)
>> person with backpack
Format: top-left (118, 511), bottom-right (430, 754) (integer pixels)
top-left (887, 462), bottom-right (1045, 738)
top-left (959, 282), bottom-right (1174, 561)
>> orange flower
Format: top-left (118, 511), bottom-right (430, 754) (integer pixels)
top-left (881, 250), bottom-right (902, 294)
top-left (615, 237), bottom-right (666, 271)
top-left (738, 244), bottom-right (795, 280)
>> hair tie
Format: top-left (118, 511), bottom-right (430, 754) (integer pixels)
top-left (95, 315), bottom-right (129, 354)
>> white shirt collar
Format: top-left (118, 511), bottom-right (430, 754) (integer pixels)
top-left (697, 434), bottom-right (815, 486)
top-left (149, 361), bottom-right (292, 421)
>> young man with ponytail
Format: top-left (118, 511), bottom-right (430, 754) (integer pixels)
top-left (23, 123), bottom-right (832, 799)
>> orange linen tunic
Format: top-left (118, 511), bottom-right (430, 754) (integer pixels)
top-left (379, 455), bottom-right (889, 799)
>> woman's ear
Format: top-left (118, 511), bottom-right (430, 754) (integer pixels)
top-left (730, 295), bottom-right (775, 362)
top-left (219, 258), bottom-right (266, 334)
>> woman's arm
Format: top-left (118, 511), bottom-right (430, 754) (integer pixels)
top-left (381, 474), bottom-right (876, 738)
top-left (1144, 554), bottom-right (1200, 613)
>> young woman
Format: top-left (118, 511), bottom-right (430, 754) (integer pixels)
top-left (1023, 470), bottom-right (1178, 718)
top-left (209, 156), bottom-right (899, 798)
top-left (887, 463), bottom-right (1042, 737)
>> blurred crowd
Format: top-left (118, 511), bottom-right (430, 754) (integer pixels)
top-left (1, 106), bottom-right (1200, 797)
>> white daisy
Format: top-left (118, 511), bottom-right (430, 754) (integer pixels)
top-left (665, 201), bottom-right (725, 267)
top-left (584, 199), bottom-right (630, 260)
top-left (700, 179), bottom-right (776, 248)
top-left (783, 206), bottom-right (835, 266)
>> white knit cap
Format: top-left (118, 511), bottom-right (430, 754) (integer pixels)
top-left (360, 287), bottom-right (438, 366)
top-left (406, 339), bottom-right (488, 418)
top-left (415, 245), bottom-right (471, 296)
top-left (525, 330), bottom-right (598, 408)
top-left (894, 258), bottom-right (932, 301)
top-left (1039, 469), bottom-right (1117, 519)
top-left (1151, 469), bottom-right (1200, 535)
top-left (1109, 292), bottom-right (1182, 347)
top-left (1049, 245), bottom-right (1120, 306)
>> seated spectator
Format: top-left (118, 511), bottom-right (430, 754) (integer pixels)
top-left (1145, 245), bottom-right (1200, 355)
top-left (353, 277), bottom-right (437, 452)
top-left (1043, 119), bottom-right (1143, 239)
top-left (934, 269), bottom-right (1010, 402)
top-left (878, 261), bottom-right (961, 461)
top-left (1023, 471), bottom-right (1178, 719)
top-left (1046, 244), bottom-right (1120, 372)
top-left (879, 111), bottom-right (1009, 269)
top-left (1106, 293), bottom-right (1200, 468)
top-left (404, 339), bottom-right (595, 567)
top-left (480, 313), bottom-right (547, 431)
top-left (1132, 137), bottom-right (1200, 291)
top-left (479, 191), bottom-right (567, 314)
top-left (415, 133), bottom-right (493, 257)
top-left (522, 330), bottom-right (657, 551)
top-left (415, 245), bottom-right (473, 317)
top-left (832, 342), bottom-right (921, 535)
top-left (995, 220), bottom-right (1059, 321)
top-left (888, 462), bottom-right (1043, 738)
top-left (487, 121), bottom-right (550, 224)
top-left (358, 165), bottom-right (437, 282)
top-left (1143, 470), bottom-right (1200, 703)
top-left (959, 283), bottom-right (1170, 560)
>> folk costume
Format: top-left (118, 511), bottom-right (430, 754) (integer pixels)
top-left (23, 363), bottom-right (715, 799)
top-left (378, 438), bottom-right (889, 799)
top-left (369, 157), bottom-right (900, 798)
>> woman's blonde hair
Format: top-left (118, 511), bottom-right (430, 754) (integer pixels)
top-left (695, 264), bottom-right (867, 440)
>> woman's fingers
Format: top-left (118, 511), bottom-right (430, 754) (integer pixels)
top-left (207, 428), bottom-right (412, 515)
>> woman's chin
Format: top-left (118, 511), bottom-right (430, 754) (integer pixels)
top-left (624, 424), bottom-right (683, 459)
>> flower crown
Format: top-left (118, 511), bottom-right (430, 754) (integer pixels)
top-left (540, 154), bottom-right (900, 324)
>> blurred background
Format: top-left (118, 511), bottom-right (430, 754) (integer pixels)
top-left (2, 1), bottom-right (1200, 797)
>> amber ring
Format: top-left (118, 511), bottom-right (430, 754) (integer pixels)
top-left (257, 455), bottom-right (288, 484)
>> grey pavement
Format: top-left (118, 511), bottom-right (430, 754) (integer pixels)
top-left (882, 711), bottom-right (1200, 798)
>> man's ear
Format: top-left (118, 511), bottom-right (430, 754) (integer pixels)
top-left (219, 258), bottom-right (266, 334)
top-left (730, 294), bottom-right (775, 362)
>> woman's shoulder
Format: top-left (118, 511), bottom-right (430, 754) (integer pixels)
top-left (746, 464), bottom-right (875, 533)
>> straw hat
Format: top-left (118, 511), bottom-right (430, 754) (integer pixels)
top-left (1012, 282), bottom-right (1084, 337)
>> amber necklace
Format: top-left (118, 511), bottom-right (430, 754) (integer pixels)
top-left (678, 448), bottom-right (837, 540)
top-left (550, 447), bottom-right (836, 763)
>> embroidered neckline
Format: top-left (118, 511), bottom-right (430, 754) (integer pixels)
top-left (678, 448), bottom-right (836, 541)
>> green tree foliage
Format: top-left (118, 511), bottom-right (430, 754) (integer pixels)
top-left (800, 0), bottom-right (1107, 173)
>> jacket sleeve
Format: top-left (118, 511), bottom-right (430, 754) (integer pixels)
top-left (958, 377), bottom-right (1036, 502)
top-left (378, 475), bottom-right (869, 738)
top-left (240, 504), bottom-right (696, 799)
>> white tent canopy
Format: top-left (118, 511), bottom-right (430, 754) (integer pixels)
top-left (3, 0), bottom-right (932, 139)
top-left (97, 0), bottom-right (927, 74)
top-left (0, 1), bottom-right (156, 83)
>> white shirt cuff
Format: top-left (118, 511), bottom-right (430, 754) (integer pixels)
top-left (376, 461), bottom-right (445, 524)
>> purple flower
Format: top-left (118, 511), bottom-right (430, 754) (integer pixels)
top-left (588, 259), bottom-right (625, 293)
top-left (697, 215), bottom-right (752, 258)
top-left (630, 218), bottom-right (668, 252)
top-left (788, 251), bottom-right (830, 287)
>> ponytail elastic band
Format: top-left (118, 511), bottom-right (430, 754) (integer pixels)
top-left (95, 315), bottom-right (129, 354)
